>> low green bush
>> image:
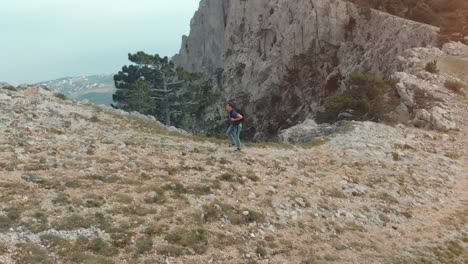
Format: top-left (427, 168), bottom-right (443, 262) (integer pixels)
top-left (165, 228), bottom-right (208, 254)
top-left (319, 73), bottom-right (398, 123)
top-left (54, 93), bottom-right (67, 100)
top-left (425, 61), bottom-right (439, 74)
top-left (89, 115), bottom-right (100, 122)
top-left (2, 85), bottom-right (17, 91)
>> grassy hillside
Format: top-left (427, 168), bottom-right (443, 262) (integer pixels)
top-left (0, 79), bottom-right (466, 263)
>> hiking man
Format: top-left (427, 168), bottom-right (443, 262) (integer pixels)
top-left (225, 103), bottom-right (243, 151)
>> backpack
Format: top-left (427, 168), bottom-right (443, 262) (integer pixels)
top-left (235, 109), bottom-right (245, 123)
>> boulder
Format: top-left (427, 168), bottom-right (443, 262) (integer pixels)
top-left (412, 107), bottom-right (456, 131)
top-left (442, 42), bottom-right (468, 56)
top-left (430, 106), bottom-right (456, 131)
top-left (413, 109), bottom-right (432, 128)
top-left (393, 70), bottom-right (457, 131)
top-left (144, 191), bottom-right (159, 203)
top-left (393, 103), bottom-right (411, 123)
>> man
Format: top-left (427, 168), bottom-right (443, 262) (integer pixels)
top-left (225, 103), bottom-right (243, 151)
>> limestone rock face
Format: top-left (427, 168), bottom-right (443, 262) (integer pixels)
top-left (390, 42), bottom-right (468, 132)
top-left (393, 72), bottom-right (457, 132)
top-left (174, 0), bottom-right (439, 139)
top-left (278, 119), bottom-right (354, 144)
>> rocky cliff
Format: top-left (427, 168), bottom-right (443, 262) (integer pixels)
top-left (173, 0), bottom-right (440, 139)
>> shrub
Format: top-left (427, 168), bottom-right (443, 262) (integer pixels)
top-left (425, 61), bottom-right (440, 74)
top-left (165, 228), bottom-right (208, 254)
top-left (2, 85), bottom-right (17, 91)
top-left (217, 172), bottom-right (244, 183)
top-left (157, 245), bottom-right (186, 256)
top-left (256, 246), bottom-right (268, 258)
top-left (52, 192), bottom-right (70, 205)
top-left (22, 211), bottom-right (49, 233)
top-left (321, 73), bottom-right (397, 122)
top-left (327, 188), bottom-right (347, 199)
top-left (88, 237), bottom-right (118, 257)
top-left (52, 214), bottom-right (92, 230)
top-left (0, 215), bottom-right (14, 232)
top-left (444, 79), bottom-right (466, 94)
top-left (135, 235), bottom-right (153, 255)
top-left (89, 115), bottom-right (100, 122)
top-left (54, 93), bottom-right (67, 100)
top-left (302, 138), bottom-right (329, 148)
top-left (40, 234), bottom-right (72, 255)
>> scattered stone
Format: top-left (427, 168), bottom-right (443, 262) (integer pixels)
top-left (21, 174), bottom-right (44, 183)
top-left (94, 180), bottom-right (104, 186)
top-left (294, 197), bottom-right (306, 208)
top-left (266, 186), bottom-right (276, 193)
top-left (144, 191), bottom-right (159, 203)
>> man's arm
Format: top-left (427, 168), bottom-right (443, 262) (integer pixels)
top-left (230, 114), bottom-right (243, 122)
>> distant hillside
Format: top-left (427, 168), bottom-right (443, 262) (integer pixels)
top-left (37, 74), bottom-right (115, 105)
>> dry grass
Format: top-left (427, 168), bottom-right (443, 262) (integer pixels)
top-left (439, 56), bottom-right (468, 81)
top-left (135, 235), bottom-right (153, 255)
top-left (425, 61), bottom-right (439, 74)
top-left (300, 138), bottom-right (329, 148)
top-left (372, 192), bottom-right (399, 204)
top-left (15, 242), bottom-right (52, 264)
top-left (444, 79), bottom-right (466, 95)
top-left (327, 188), bottom-right (347, 199)
top-left (202, 201), bottom-right (265, 225)
top-left (1, 81), bottom-right (467, 263)
top-left (217, 172), bottom-right (244, 183)
top-left (164, 228), bottom-right (208, 254)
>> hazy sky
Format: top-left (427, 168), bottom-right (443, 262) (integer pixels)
top-left (0, 0), bottom-right (200, 84)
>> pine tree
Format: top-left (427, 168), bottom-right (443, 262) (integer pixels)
top-left (113, 52), bottom-right (185, 126)
top-left (112, 52), bottom-right (219, 128)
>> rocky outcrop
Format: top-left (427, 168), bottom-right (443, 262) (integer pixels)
top-left (174, 0), bottom-right (439, 139)
top-left (391, 42), bottom-right (468, 131)
top-left (282, 41), bottom-right (468, 138)
top-left (278, 119), bottom-right (354, 144)
top-left (393, 72), bottom-right (457, 131)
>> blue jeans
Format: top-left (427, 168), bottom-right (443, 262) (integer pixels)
top-left (226, 123), bottom-right (242, 150)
